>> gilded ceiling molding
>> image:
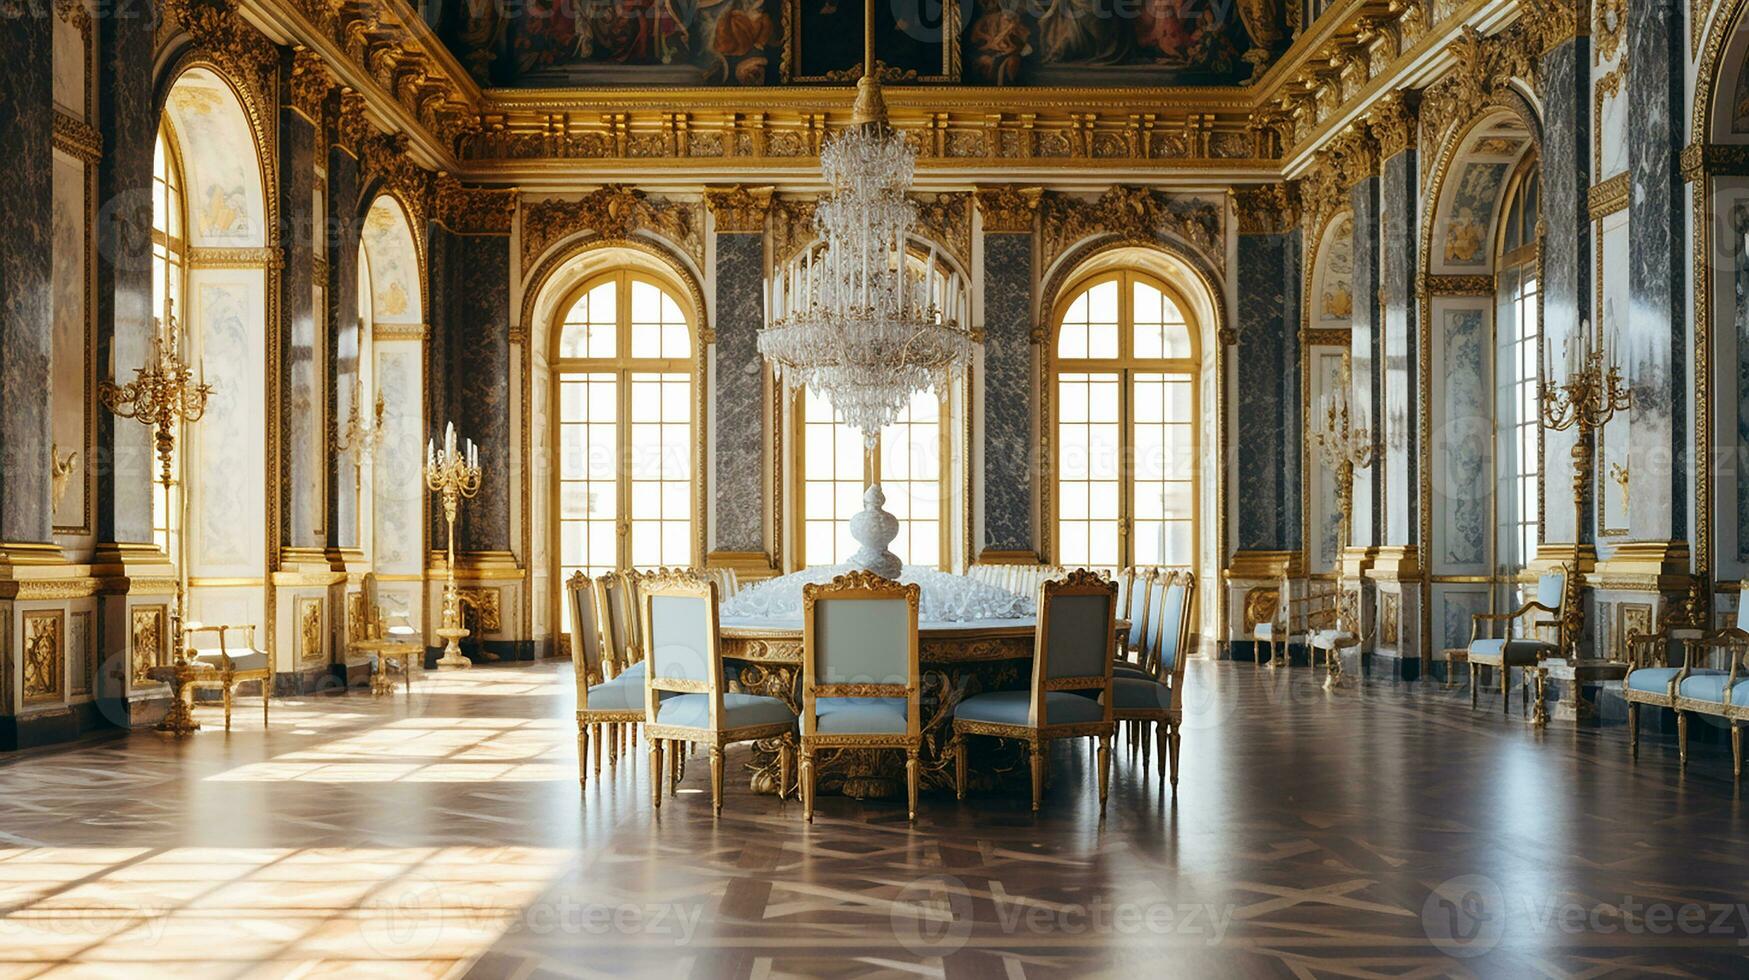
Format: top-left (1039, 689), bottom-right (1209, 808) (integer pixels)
top-left (704, 185), bottom-right (775, 234)
top-left (1298, 149), bottom-right (1346, 224)
top-left (1418, 11), bottom-right (1572, 159)
top-left (335, 88), bottom-right (371, 154)
top-left (161, 0), bottom-right (277, 105)
top-left (912, 193), bottom-right (973, 273)
top-left (1326, 124), bottom-right (1378, 188)
top-left (434, 174), bottom-right (518, 235)
top-left (975, 186), bottom-right (1043, 234)
top-left (289, 46), bottom-right (334, 128)
top-left (1368, 90), bottom-right (1419, 160)
top-left (1233, 183), bottom-right (1301, 236)
top-left (1039, 187), bottom-right (1226, 280)
top-left (520, 187), bottom-right (705, 278)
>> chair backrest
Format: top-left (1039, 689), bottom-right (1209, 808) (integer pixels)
top-left (1031, 569), bottom-right (1116, 727)
top-left (567, 573), bottom-right (608, 696)
top-left (1535, 570), bottom-right (1566, 611)
top-left (642, 571), bottom-right (723, 728)
top-left (801, 571), bottom-right (920, 738)
top-left (602, 571), bottom-right (639, 670)
top-left (1113, 567), bottom-right (1137, 624)
top-left (1149, 570), bottom-right (1197, 677)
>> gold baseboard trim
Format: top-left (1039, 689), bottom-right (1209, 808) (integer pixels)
top-left (0, 542), bottom-right (68, 567)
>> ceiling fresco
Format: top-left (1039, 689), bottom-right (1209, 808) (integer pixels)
top-left (432, 0), bottom-right (1282, 89)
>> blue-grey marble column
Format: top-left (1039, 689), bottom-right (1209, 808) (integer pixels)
top-left (710, 232), bottom-right (767, 555)
top-left (430, 226), bottom-right (512, 553)
top-left (981, 232), bottom-right (1036, 555)
top-left (1627, 0), bottom-right (1686, 539)
top-left (1380, 149), bottom-right (1418, 547)
top-left (327, 132), bottom-right (362, 550)
top-left (279, 74), bottom-right (322, 551)
top-left (93, 0), bottom-right (157, 548)
top-left (1541, 35), bottom-right (1593, 547)
top-left (1233, 221), bottom-right (1302, 551)
top-left (1349, 174), bottom-right (1383, 548)
top-left (0, 8), bottom-right (56, 543)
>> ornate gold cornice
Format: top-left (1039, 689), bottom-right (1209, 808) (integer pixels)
top-left (51, 111), bottom-right (102, 165)
top-left (1303, 327), bottom-right (1350, 347)
top-left (1327, 124), bottom-right (1378, 189)
top-left (434, 174), bottom-right (517, 235)
top-left (357, 131), bottom-right (433, 222)
top-left (1039, 186), bottom-right (1225, 278)
top-left (520, 186), bottom-right (704, 277)
top-left (1588, 173), bottom-right (1630, 219)
top-left (1418, 18), bottom-right (1555, 157)
top-left (769, 197), bottom-right (818, 270)
top-left (335, 87), bottom-right (371, 154)
top-left (703, 185), bottom-right (774, 234)
top-left (373, 322), bottom-right (429, 341)
top-left (188, 246), bottom-right (286, 270)
top-left (1233, 183), bottom-right (1301, 236)
top-left (1681, 142), bottom-right (1749, 182)
top-left (974, 185), bottom-right (1043, 234)
top-left (1367, 90), bottom-right (1418, 160)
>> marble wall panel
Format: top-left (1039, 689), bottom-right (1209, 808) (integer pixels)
top-left (1433, 306), bottom-right (1490, 572)
top-left (187, 272), bottom-right (268, 577)
top-left (1435, 586), bottom-right (1491, 654)
top-left (1235, 231), bottom-right (1296, 551)
top-left (1349, 176), bottom-right (1381, 547)
top-left (280, 110), bottom-right (321, 548)
top-left (1598, 210), bottom-right (1632, 538)
top-left (0, 13), bottom-right (56, 542)
top-left (1626, 0), bottom-right (1686, 539)
top-left (982, 233), bottom-right (1035, 553)
top-left (94, 11), bottom-right (159, 545)
top-left (374, 343), bottom-right (425, 577)
top-left (712, 233), bottom-right (767, 553)
top-left (1381, 150), bottom-right (1418, 547)
top-left (327, 147), bottom-right (362, 550)
top-left (1308, 348), bottom-right (1347, 571)
top-left (434, 229), bottom-right (513, 553)
top-left (51, 150), bottom-right (89, 533)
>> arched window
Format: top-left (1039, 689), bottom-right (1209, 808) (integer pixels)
top-left (791, 245), bottom-right (962, 570)
top-left (1497, 160), bottom-right (1541, 567)
top-left (553, 270), bottom-right (697, 583)
top-left (1051, 271), bottom-right (1199, 570)
top-left (151, 122), bottom-right (186, 565)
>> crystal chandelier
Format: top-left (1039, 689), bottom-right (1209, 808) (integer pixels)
top-left (758, 65), bottom-right (977, 444)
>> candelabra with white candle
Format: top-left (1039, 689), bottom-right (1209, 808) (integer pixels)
top-left (425, 422), bottom-right (482, 669)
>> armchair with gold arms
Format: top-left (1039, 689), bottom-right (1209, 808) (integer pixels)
top-left (185, 624), bottom-right (272, 731)
top-left (1255, 574), bottom-right (1339, 671)
top-left (1623, 584), bottom-right (1713, 765)
top-left (1467, 566), bottom-right (1568, 716)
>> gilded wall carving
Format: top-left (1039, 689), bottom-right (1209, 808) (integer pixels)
top-left (461, 588), bottom-right (503, 633)
top-left (435, 174), bottom-right (517, 235)
top-left (704, 185), bottom-right (774, 234)
top-left (1243, 587), bottom-right (1281, 633)
top-left (132, 605), bottom-right (166, 683)
top-left (22, 611), bottom-right (64, 705)
top-left (1039, 187), bottom-right (1225, 277)
top-left (974, 186), bottom-right (1042, 234)
top-left (298, 598), bottom-right (324, 667)
top-left (521, 186), bottom-right (704, 276)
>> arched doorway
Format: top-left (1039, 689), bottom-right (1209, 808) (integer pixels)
top-left (156, 64), bottom-right (271, 650)
top-left (357, 194), bottom-right (427, 630)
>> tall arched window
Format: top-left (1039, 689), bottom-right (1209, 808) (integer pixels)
top-left (1051, 271), bottom-right (1199, 569)
top-left (553, 270), bottom-right (696, 584)
top-left (1497, 160), bottom-right (1541, 568)
top-left (151, 122), bottom-right (186, 565)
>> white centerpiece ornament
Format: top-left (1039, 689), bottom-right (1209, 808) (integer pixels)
top-left (758, 29), bottom-right (978, 577)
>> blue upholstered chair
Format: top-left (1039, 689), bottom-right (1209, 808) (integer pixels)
top-left (800, 571), bottom-right (922, 822)
top-left (1468, 567), bottom-right (1568, 713)
top-left (1119, 568), bottom-right (1157, 667)
top-left (569, 572), bottom-right (647, 787)
top-left (952, 569), bottom-right (1117, 813)
top-left (642, 572), bottom-right (796, 814)
top-left (1114, 572), bottom-right (1162, 682)
top-left (1103, 570), bottom-right (1195, 787)
top-left (1654, 596), bottom-right (1749, 774)
top-left (1622, 588), bottom-right (1710, 762)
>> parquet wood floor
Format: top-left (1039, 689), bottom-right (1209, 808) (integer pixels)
top-left (2, 661), bottom-right (1746, 978)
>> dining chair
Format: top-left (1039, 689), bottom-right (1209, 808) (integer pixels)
top-left (1468, 566), bottom-right (1568, 714)
top-left (800, 570), bottom-right (922, 822)
top-left (1106, 570), bottom-right (1195, 787)
top-left (642, 571), bottom-right (796, 815)
top-left (952, 568), bottom-right (1116, 813)
top-left (569, 572), bottom-right (646, 786)
top-left (186, 624), bottom-right (271, 731)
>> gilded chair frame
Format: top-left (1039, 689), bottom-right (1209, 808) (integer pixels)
top-left (1622, 588), bottom-right (1709, 760)
top-left (1665, 604), bottom-right (1749, 775)
top-left (952, 568), bottom-right (1117, 813)
top-left (1122, 567), bottom-right (1158, 663)
top-left (1111, 570), bottom-right (1195, 786)
top-left (1467, 566), bottom-right (1567, 713)
top-left (185, 624), bottom-right (271, 731)
top-left (601, 570), bottom-right (644, 675)
top-left (351, 571), bottom-right (420, 696)
top-left (799, 571), bottom-right (923, 821)
top-left (1259, 574), bottom-right (1338, 670)
top-left (568, 572), bottom-right (646, 786)
top-left (642, 571), bottom-right (796, 814)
